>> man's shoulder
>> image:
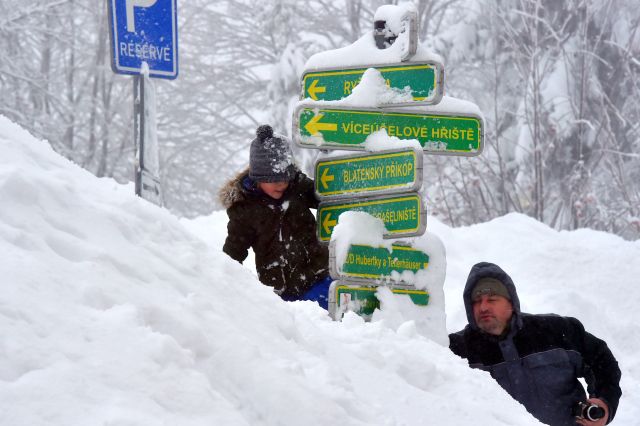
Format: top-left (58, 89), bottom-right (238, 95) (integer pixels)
top-left (519, 313), bottom-right (587, 347)
top-left (521, 312), bottom-right (583, 329)
top-left (448, 327), bottom-right (465, 342)
top-left (448, 325), bottom-right (474, 358)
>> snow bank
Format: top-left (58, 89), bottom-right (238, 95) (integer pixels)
top-left (0, 115), bottom-right (543, 425)
top-left (6, 112), bottom-right (640, 424)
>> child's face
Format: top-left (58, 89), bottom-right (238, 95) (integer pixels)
top-left (258, 181), bottom-right (289, 200)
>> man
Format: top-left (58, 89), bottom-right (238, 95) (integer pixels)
top-left (449, 262), bottom-right (621, 426)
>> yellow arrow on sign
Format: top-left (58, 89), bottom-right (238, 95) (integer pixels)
top-left (305, 113), bottom-right (337, 135)
top-left (322, 213), bottom-right (337, 235)
top-left (307, 79), bottom-right (326, 100)
top-left (320, 168), bottom-right (335, 190)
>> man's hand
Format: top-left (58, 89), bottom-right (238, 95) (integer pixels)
top-left (576, 398), bottom-right (609, 426)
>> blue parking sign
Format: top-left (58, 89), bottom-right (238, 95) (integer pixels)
top-left (108, 0), bottom-right (178, 79)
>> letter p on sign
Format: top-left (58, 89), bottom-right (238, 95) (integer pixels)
top-left (126, 0), bottom-right (158, 33)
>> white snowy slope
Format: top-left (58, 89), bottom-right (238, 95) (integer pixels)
top-left (0, 116), bottom-right (537, 426)
top-left (1, 114), bottom-right (638, 425)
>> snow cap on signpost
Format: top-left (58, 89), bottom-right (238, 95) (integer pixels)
top-left (373, 3), bottom-right (418, 61)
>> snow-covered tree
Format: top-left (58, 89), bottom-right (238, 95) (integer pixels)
top-left (1, 0), bottom-right (637, 238)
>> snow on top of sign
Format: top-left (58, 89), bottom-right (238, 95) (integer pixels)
top-left (299, 67), bottom-right (413, 108)
top-left (297, 66), bottom-right (476, 152)
top-left (296, 64), bottom-right (482, 151)
top-left (300, 65), bottom-right (480, 115)
top-left (373, 3), bottom-right (416, 34)
top-left (303, 3), bottom-right (441, 71)
top-left (414, 95), bottom-right (484, 118)
top-left (304, 32), bottom-right (440, 71)
top-left (340, 68), bottom-right (413, 106)
top-left (412, 232), bottom-right (447, 288)
top-left (363, 130), bottom-right (423, 152)
top-left (330, 210), bottom-right (448, 344)
top-left (330, 209), bottom-right (445, 295)
top-left (373, 227), bottom-right (448, 344)
top-left (332, 211), bottom-right (392, 269)
top-left (299, 67), bottom-right (482, 118)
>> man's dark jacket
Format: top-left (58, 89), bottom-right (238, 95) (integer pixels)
top-left (219, 168), bottom-right (328, 299)
top-left (449, 262), bottom-right (621, 426)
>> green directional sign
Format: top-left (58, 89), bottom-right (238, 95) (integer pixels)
top-left (317, 193), bottom-right (426, 242)
top-left (328, 281), bottom-right (429, 320)
top-left (331, 244), bottom-right (430, 281)
top-left (302, 61), bottom-right (444, 104)
top-left (315, 149), bottom-right (422, 198)
top-left (294, 105), bottom-right (484, 156)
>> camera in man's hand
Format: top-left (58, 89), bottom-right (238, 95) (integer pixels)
top-left (573, 401), bottom-right (606, 421)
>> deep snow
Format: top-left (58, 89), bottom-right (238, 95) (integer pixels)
top-left (2, 115), bottom-right (639, 425)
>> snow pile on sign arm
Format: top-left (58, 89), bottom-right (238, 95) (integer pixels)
top-left (331, 210), bottom-right (446, 292)
top-left (0, 114), bottom-right (544, 425)
top-left (297, 62), bottom-right (483, 150)
top-left (330, 210), bottom-right (448, 345)
top-left (329, 67), bottom-right (483, 118)
top-left (331, 211), bottom-right (393, 267)
top-left (341, 68), bottom-right (414, 106)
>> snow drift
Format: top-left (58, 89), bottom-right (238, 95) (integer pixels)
top-left (2, 115), bottom-right (639, 425)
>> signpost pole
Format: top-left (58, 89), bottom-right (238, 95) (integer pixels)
top-left (133, 67), bottom-right (163, 205)
top-left (133, 75), bottom-right (143, 196)
top-left (108, 0), bottom-right (177, 204)
top-left (292, 7), bottom-right (465, 321)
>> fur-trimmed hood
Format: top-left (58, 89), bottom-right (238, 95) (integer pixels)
top-left (218, 166), bottom-right (304, 209)
top-left (218, 168), bottom-right (251, 209)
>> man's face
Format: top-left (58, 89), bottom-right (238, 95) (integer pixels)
top-left (258, 181), bottom-right (289, 199)
top-left (472, 294), bottom-right (513, 335)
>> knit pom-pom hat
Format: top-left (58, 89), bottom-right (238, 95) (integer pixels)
top-left (249, 124), bottom-right (295, 182)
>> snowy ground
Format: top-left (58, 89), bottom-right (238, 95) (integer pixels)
top-left (2, 115), bottom-right (639, 425)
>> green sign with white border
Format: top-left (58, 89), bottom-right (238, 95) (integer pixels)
top-left (301, 61), bottom-right (444, 104)
top-left (317, 193), bottom-right (426, 242)
top-left (294, 104), bottom-right (483, 156)
top-left (329, 243), bottom-right (430, 282)
top-left (315, 148), bottom-right (422, 199)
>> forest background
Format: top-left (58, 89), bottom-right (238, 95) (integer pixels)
top-left (1, 0), bottom-right (638, 239)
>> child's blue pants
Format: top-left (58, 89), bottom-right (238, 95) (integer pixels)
top-left (298, 276), bottom-right (333, 310)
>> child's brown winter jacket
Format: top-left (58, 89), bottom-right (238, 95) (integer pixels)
top-left (219, 168), bottom-right (329, 299)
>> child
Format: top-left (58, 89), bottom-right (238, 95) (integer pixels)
top-left (219, 124), bottom-right (331, 308)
